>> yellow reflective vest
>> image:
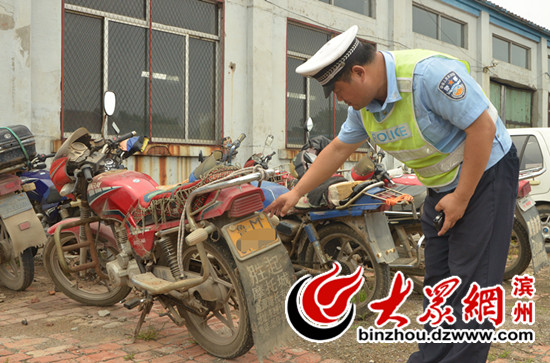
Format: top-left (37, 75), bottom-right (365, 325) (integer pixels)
top-left (361, 50), bottom-right (472, 188)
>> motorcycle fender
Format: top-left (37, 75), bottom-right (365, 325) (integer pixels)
top-left (2, 210), bottom-right (47, 256)
top-left (362, 212), bottom-right (399, 264)
top-left (220, 214), bottom-right (295, 359)
top-left (47, 217), bottom-right (116, 245)
top-left (515, 202), bottom-right (550, 275)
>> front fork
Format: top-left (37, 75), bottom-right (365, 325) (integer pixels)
top-left (52, 213), bottom-right (108, 279)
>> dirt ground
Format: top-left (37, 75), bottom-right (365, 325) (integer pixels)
top-left (1, 251), bottom-right (549, 363)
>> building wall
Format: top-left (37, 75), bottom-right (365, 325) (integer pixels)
top-left (1, 0), bottom-right (549, 184)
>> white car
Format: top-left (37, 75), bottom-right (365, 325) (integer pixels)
top-left (508, 128), bottom-right (550, 250)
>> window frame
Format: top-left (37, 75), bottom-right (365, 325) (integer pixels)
top-left (62, 1), bottom-right (222, 145)
top-left (285, 21), bottom-right (370, 149)
top-left (320, 0), bottom-right (374, 18)
top-left (412, 4), bottom-right (467, 48)
top-left (492, 35), bottom-right (530, 69)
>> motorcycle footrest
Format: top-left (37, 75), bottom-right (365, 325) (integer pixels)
top-left (124, 297), bottom-right (142, 310)
top-left (131, 272), bottom-right (173, 295)
top-left (389, 257), bottom-right (418, 268)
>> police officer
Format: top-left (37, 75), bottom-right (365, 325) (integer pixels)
top-left (265, 25), bottom-right (519, 362)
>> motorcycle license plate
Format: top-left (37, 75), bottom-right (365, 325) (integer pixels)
top-left (0, 193), bottom-right (33, 219)
top-left (222, 213), bottom-right (280, 261)
top-left (517, 195), bottom-right (535, 212)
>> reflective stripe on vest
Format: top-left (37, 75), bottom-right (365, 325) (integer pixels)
top-left (361, 50), bottom-right (474, 188)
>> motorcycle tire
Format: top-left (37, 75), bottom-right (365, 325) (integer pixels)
top-left (0, 247), bottom-right (34, 291)
top-left (177, 240), bottom-right (253, 359)
top-left (503, 219), bottom-right (531, 281)
top-left (43, 232), bottom-right (131, 306)
top-left (304, 223), bottom-right (391, 319)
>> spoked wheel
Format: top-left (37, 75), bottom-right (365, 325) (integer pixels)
top-left (43, 231), bottom-right (130, 306)
top-left (305, 223), bottom-right (391, 318)
top-left (178, 240), bottom-right (253, 359)
top-left (503, 219), bottom-right (531, 281)
top-left (0, 219), bottom-right (35, 291)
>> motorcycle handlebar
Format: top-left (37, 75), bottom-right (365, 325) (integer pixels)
top-left (114, 131), bottom-right (137, 144)
top-left (82, 165), bottom-right (94, 183)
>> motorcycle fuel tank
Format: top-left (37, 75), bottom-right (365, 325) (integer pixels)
top-left (87, 170), bottom-right (159, 221)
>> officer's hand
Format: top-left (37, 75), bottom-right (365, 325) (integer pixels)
top-left (434, 192), bottom-right (469, 236)
top-left (264, 189), bottom-right (301, 217)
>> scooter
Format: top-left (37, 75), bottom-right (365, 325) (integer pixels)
top-left (42, 92), bottom-right (294, 359)
top-left (0, 125), bottom-right (47, 290)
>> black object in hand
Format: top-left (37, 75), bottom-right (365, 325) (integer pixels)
top-left (433, 211), bottom-right (445, 232)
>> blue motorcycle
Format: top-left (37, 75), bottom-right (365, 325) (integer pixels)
top-left (19, 153), bottom-right (76, 229)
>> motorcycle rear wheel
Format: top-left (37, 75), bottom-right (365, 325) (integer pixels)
top-left (43, 231), bottom-right (131, 306)
top-left (177, 240), bottom-right (253, 359)
top-left (305, 223), bottom-right (391, 318)
top-left (0, 247), bottom-right (34, 291)
top-left (503, 219), bottom-right (531, 281)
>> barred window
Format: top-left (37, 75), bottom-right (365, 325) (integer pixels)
top-left (286, 23), bottom-right (350, 147)
top-left (63, 0), bottom-right (221, 143)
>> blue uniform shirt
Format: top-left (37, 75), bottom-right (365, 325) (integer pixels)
top-left (338, 51), bottom-right (512, 191)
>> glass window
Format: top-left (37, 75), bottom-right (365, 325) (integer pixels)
top-left (320, 0), bottom-right (373, 17)
top-left (334, 0), bottom-right (371, 16)
top-left (286, 23), bottom-right (369, 147)
top-left (492, 37), bottom-right (509, 62)
top-left (492, 36), bottom-right (530, 69)
top-left (413, 6), bottom-right (437, 39)
top-left (511, 43), bottom-right (528, 68)
top-left (521, 136), bottom-right (543, 170)
top-left (412, 5), bottom-right (465, 48)
top-left (441, 17), bottom-right (463, 47)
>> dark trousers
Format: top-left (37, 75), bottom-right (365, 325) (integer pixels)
top-left (408, 145), bottom-right (519, 363)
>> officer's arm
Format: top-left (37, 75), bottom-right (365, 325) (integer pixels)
top-left (435, 109), bottom-right (496, 234)
top-left (264, 138), bottom-right (363, 216)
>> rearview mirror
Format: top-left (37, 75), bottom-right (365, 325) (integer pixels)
top-left (104, 91), bottom-right (116, 116)
top-left (305, 117), bottom-right (313, 132)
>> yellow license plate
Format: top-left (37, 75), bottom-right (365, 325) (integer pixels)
top-left (224, 214), bottom-right (280, 260)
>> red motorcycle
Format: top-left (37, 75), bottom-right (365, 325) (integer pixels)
top-left (42, 93), bottom-right (294, 359)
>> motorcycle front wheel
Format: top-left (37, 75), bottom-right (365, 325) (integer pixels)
top-left (43, 231), bottom-right (131, 306)
top-left (305, 223), bottom-right (391, 318)
top-left (177, 240), bottom-right (253, 359)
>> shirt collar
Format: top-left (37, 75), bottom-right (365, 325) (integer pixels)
top-left (365, 51), bottom-right (402, 113)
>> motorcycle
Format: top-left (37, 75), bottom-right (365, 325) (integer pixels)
top-left (0, 125), bottom-right (47, 290)
top-left (42, 92), bottom-right (294, 359)
top-left (360, 153), bottom-right (549, 285)
top-left (19, 153), bottom-right (77, 229)
top-left (231, 126), bottom-right (410, 317)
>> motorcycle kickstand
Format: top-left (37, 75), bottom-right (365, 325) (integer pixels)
top-left (132, 295), bottom-right (154, 343)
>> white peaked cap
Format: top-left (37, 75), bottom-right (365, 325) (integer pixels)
top-left (295, 25), bottom-right (360, 97)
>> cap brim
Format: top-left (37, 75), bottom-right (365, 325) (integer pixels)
top-left (323, 83), bottom-right (334, 98)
